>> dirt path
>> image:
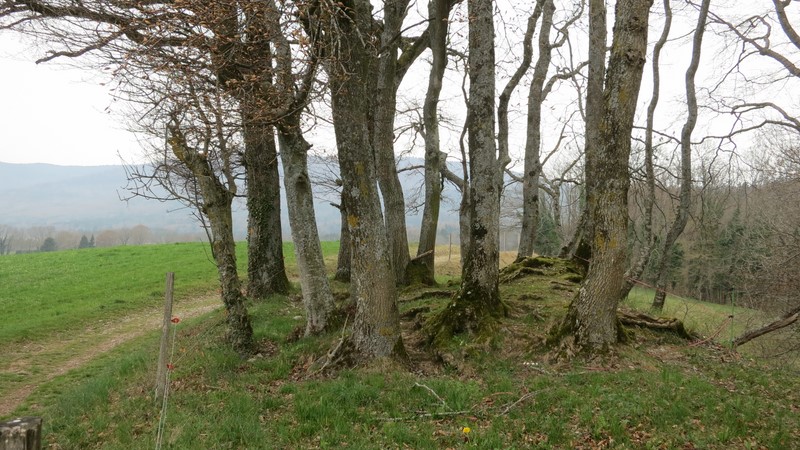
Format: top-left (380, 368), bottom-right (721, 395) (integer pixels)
top-left (0, 294), bottom-right (221, 418)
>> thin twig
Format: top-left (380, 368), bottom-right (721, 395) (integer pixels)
top-left (414, 382), bottom-right (449, 410)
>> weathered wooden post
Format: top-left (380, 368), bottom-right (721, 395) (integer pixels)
top-left (154, 272), bottom-right (175, 401)
top-left (0, 417), bottom-right (42, 450)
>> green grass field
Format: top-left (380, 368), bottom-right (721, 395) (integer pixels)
top-left (3, 244), bottom-right (798, 449)
top-left (0, 242), bottom-right (231, 345)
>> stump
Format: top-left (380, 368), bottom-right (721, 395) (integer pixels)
top-left (0, 417), bottom-right (42, 450)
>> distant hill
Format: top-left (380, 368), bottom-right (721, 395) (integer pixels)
top-left (0, 161), bottom-right (464, 241)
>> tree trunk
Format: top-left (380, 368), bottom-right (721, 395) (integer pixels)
top-left (415, 0), bottom-right (449, 286)
top-left (277, 121), bottom-right (335, 335)
top-left (621, 0), bottom-right (671, 299)
top-left (334, 203), bottom-right (351, 282)
top-left (517, 0), bottom-right (554, 260)
top-left (242, 117), bottom-right (290, 298)
top-left (168, 123), bottom-right (254, 356)
top-left (430, 0), bottom-right (505, 339)
top-left (321, 0), bottom-right (405, 361)
top-left (373, 0), bottom-right (412, 286)
top-left (560, 0), bottom-right (651, 352)
top-left (652, 0), bottom-right (709, 311)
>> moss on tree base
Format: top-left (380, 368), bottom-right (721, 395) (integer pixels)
top-left (425, 288), bottom-right (507, 349)
top-left (405, 259), bottom-right (438, 287)
top-left (547, 304), bottom-right (695, 358)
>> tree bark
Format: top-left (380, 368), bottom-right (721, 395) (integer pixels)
top-left (620, 0), bottom-right (672, 299)
top-left (414, 0), bottom-right (450, 285)
top-left (561, 0), bottom-right (652, 352)
top-left (168, 121), bottom-right (254, 356)
top-left (242, 117), bottom-right (291, 299)
top-left (430, 0), bottom-right (505, 339)
top-left (652, 0), bottom-right (709, 311)
top-left (517, 0), bottom-right (554, 260)
top-left (314, 0), bottom-right (405, 361)
top-left (372, 0), bottom-right (412, 286)
top-left (334, 203), bottom-right (352, 282)
top-left (277, 121), bottom-right (335, 335)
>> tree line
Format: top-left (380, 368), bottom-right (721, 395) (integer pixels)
top-left (2, 0), bottom-right (798, 360)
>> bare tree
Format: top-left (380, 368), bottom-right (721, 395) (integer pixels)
top-left (620, 0), bottom-right (672, 299)
top-left (413, 0), bottom-right (454, 285)
top-left (300, 0), bottom-right (405, 361)
top-left (650, 0), bottom-right (710, 311)
top-left (554, 0), bottom-right (652, 352)
top-left (429, 0), bottom-right (507, 339)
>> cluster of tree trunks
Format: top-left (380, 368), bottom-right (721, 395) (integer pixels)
top-left (6, 0), bottom-right (800, 361)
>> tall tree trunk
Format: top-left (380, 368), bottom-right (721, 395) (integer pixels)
top-left (620, 0), bottom-right (672, 299)
top-left (651, 0), bottom-right (709, 311)
top-left (318, 0), bottom-right (405, 361)
top-left (559, 0), bottom-right (651, 352)
top-left (415, 0), bottom-right (450, 285)
top-left (242, 116), bottom-right (290, 298)
top-left (517, 0), bottom-right (556, 260)
top-left (277, 120), bottom-right (335, 335)
top-left (373, 0), bottom-right (412, 286)
top-left (431, 0), bottom-right (505, 339)
top-left (168, 121), bottom-right (254, 356)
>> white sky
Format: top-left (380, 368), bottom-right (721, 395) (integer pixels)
top-left (0, 36), bottom-right (142, 166)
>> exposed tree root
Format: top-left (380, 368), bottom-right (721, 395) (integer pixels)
top-left (618, 310), bottom-right (695, 340)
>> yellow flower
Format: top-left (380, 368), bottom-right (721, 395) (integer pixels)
top-left (462, 426), bottom-right (471, 434)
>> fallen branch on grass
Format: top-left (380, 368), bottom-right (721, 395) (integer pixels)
top-left (733, 303), bottom-right (800, 347)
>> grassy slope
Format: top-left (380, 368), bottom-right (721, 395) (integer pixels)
top-left (4, 246), bottom-right (800, 449)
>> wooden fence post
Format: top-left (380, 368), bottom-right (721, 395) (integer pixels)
top-left (155, 272), bottom-right (175, 401)
top-left (0, 417), bottom-right (42, 450)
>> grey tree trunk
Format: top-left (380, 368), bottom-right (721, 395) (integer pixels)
top-left (315, 0), bottom-right (405, 360)
top-left (277, 122), bottom-right (335, 335)
top-left (621, 0), bottom-right (672, 299)
top-left (414, 0), bottom-right (450, 285)
top-left (334, 203), bottom-right (351, 283)
top-left (373, 0), bottom-right (412, 286)
top-left (168, 122), bottom-right (254, 356)
top-left (431, 0), bottom-right (505, 339)
top-left (517, 0), bottom-right (556, 260)
top-left (652, 0), bottom-right (709, 311)
top-left (561, 0), bottom-right (652, 352)
top-left (242, 117), bottom-right (290, 298)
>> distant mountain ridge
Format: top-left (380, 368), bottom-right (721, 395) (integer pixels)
top-left (0, 161), bottom-right (463, 241)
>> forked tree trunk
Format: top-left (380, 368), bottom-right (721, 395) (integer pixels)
top-left (652, 0), bottom-right (710, 311)
top-left (277, 122), bottom-right (335, 335)
top-left (415, 0), bottom-right (450, 285)
top-left (242, 117), bottom-right (290, 298)
top-left (319, 0), bottom-right (405, 360)
top-left (560, 0), bottom-right (651, 352)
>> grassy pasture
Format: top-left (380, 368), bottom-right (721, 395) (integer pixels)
top-left (0, 240), bottom-right (332, 346)
top-left (0, 243), bottom-right (227, 345)
top-left (3, 244), bottom-right (799, 448)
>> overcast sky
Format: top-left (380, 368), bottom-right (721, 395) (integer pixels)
top-left (0, 36), bottom-right (141, 167)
